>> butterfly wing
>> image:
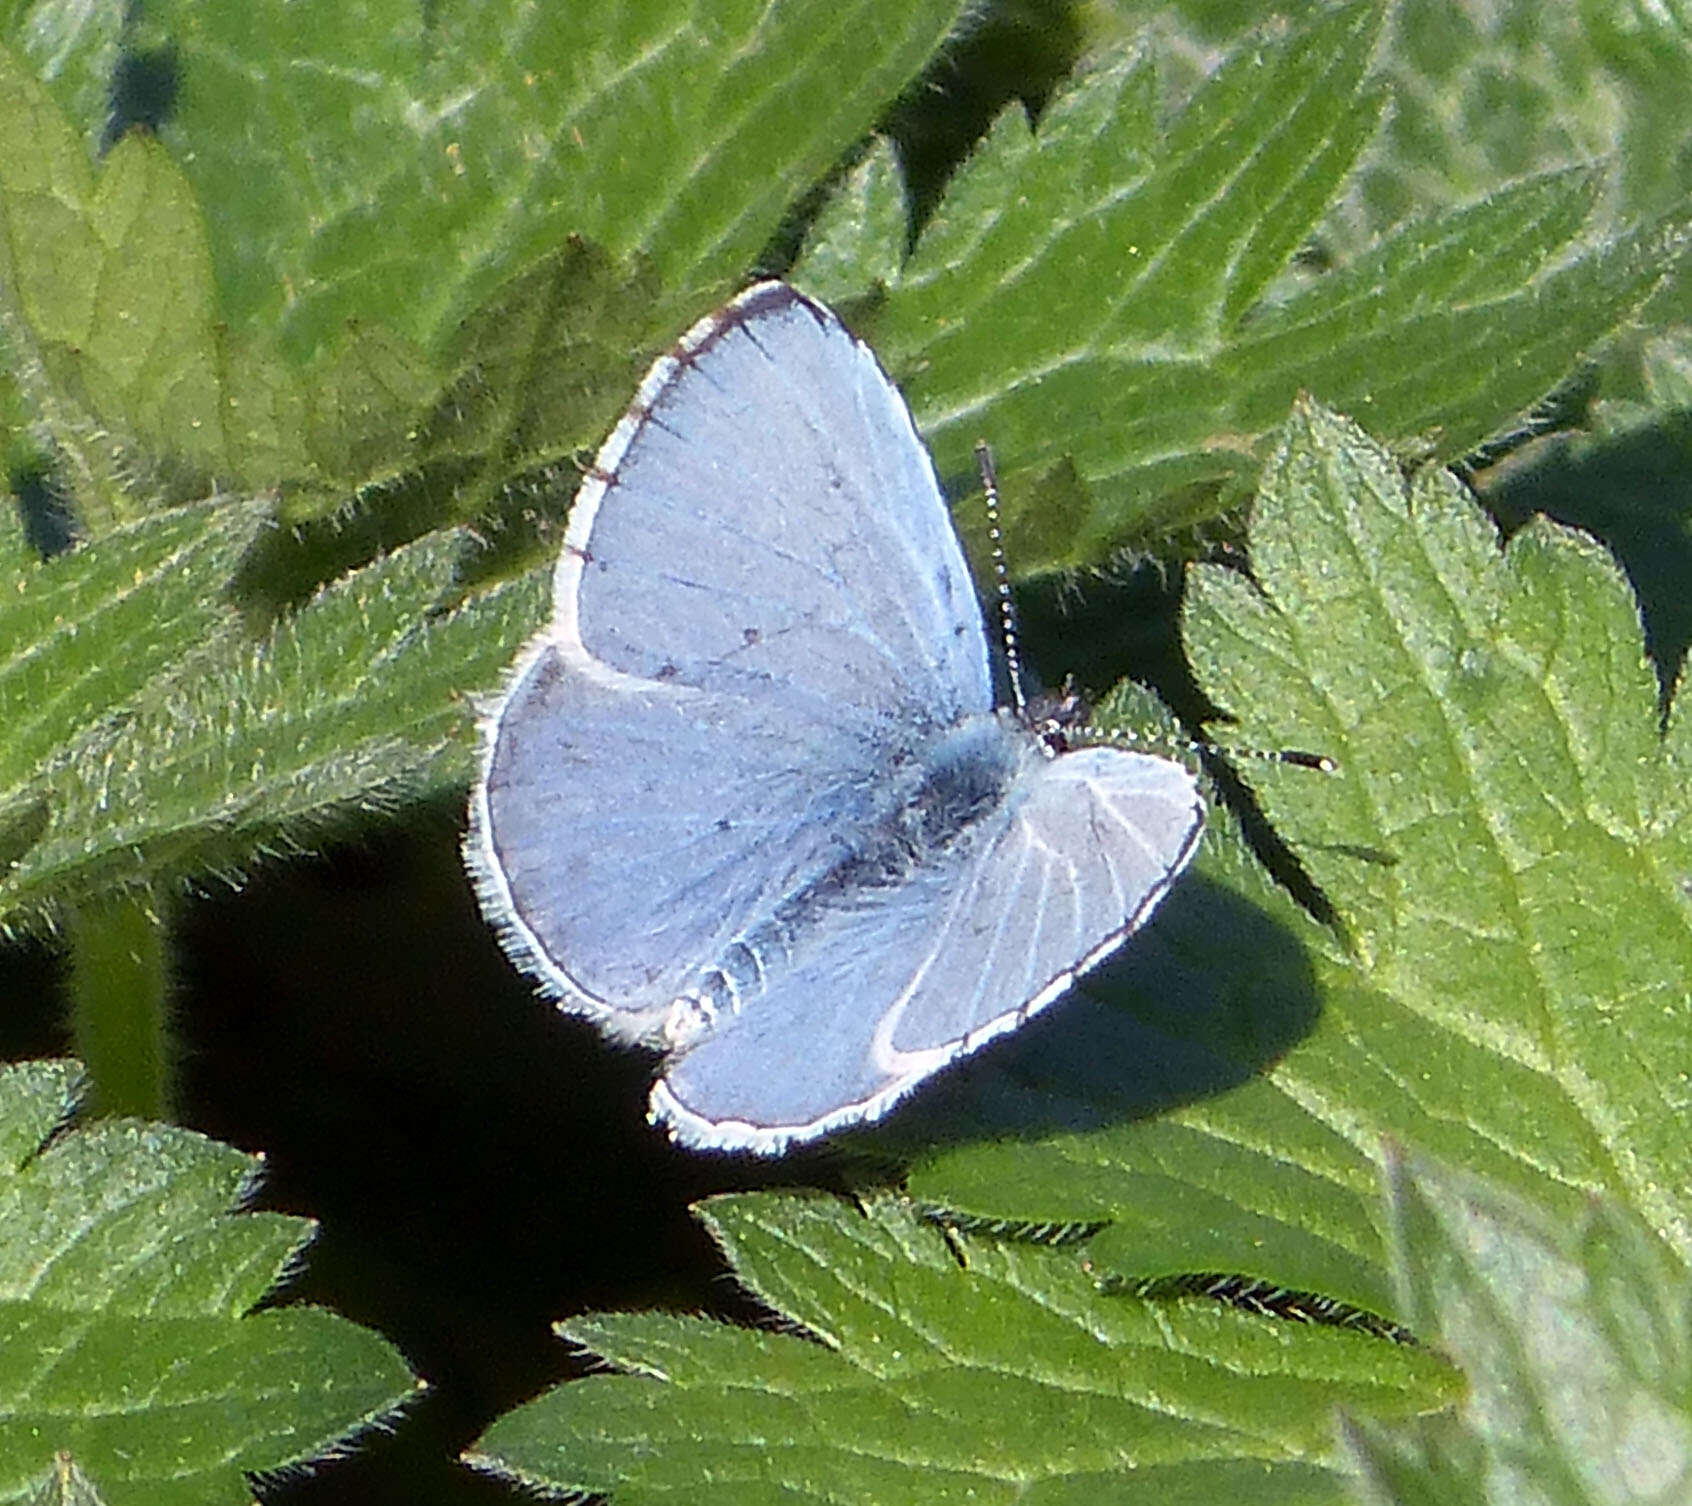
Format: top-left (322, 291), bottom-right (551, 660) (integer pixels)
top-left (651, 742), bottom-right (1206, 1150)
top-left (468, 283), bottom-right (991, 1039)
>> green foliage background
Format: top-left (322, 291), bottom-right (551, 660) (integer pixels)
top-left (1, 1), bottom-right (1690, 1503)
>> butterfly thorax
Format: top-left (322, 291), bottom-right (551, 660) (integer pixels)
top-left (851, 710), bottom-right (1039, 880)
top-left (663, 711), bottom-right (1041, 1048)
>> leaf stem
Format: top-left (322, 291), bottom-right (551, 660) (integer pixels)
top-left (66, 890), bottom-right (177, 1120)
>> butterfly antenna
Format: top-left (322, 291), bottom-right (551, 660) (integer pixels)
top-left (972, 440), bottom-right (1333, 774)
top-left (975, 441), bottom-right (1029, 719)
top-left (1090, 720), bottom-right (1336, 773)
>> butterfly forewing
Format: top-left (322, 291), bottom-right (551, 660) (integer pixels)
top-left (470, 283), bottom-right (993, 1037)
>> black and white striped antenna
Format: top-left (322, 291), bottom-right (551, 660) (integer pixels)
top-left (973, 440), bottom-right (1333, 774)
top-left (974, 440), bottom-right (1029, 721)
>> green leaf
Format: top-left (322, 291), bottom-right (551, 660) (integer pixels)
top-left (65, 137), bottom-right (226, 478)
top-left (0, 532), bottom-right (547, 925)
top-left (471, 1193), bottom-right (1455, 1504)
top-left (2, 1), bottom-right (125, 147)
top-left (1155, 2), bottom-right (1692, 402)
top-left (0, 42), bottom-right (311, 522)
top-left (902, 815), bottom-right (1400, 1321)
top-left (1336, 0), bottom-right (1692, 248)
top-left (0, 1058), bottom-right (416, 1506)
top-left (295, 322), bottom-right (441, 489)
top-left (0, 495), bottom-right (33, 578)
top-left (1641, 328), bottom-right (1692, 413)
top-left (1192, 400), bottom-right (1690, 1232)
top-left (790, 137), bottom-right (910, 307)
top-left (793, 5), bottom-right (1680, 570)
top-left (1353, 0), bottom-right (1622, 235)
top-left (824, 3), bottom-right (1388, 562)
top-left (1342, 1154), bottom-right (1692, 1505)
top-left (131, 0), bottom-right (967, 361)
top-left (0, 496), bottom-right (266, 928)
top-left (1478, 341), bottom-right (1692, 693)
top-left (1584, 0), bottom-right (1692, 232)
top-left (914, 397), bottom-right (1692, 1352)
top-left (1095, 3), bottom-right (1673, 237)
top-left (1228, 193), bottom-right (1682, 459)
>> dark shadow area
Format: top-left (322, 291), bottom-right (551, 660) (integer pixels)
top-left (1012, 559), bottom-right (1198, 723)
top-left (0, 932), bottom-right (68, 1063)
top-left (102, 42), bottom-right (181, 150)
top-left (10, 462), bottom-right (78, 560)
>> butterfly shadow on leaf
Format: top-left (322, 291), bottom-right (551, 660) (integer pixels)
top-left (862, 871), bottom-right (1323, 1154)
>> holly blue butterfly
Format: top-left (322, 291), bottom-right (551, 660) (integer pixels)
top-left (466, 282), bottom-right (1204, 1153)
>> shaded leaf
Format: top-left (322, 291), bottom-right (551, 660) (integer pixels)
top-left (243, 235), bottom-right (674, 613)
top-left (0, 42), bottom-right (312, 522)
top-left (1351, 0), bottom-right (1621, 236)
top-left (1343, 1154), bottom-right (1692, 1505)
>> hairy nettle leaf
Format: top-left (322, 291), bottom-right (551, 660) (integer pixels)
top-left (0, 529), bottom-right (547, 932)
top-left (797, 3), bottom-right (1681, 570)
top-left (473, 1192), bottom-right (1454, 1505)
top-left (0, 1060), bottom-right (415, 1506)
top-left (0, 499), bottom-right (265, 935)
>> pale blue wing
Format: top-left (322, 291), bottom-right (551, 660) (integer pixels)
top-left (467, 283), bottom-right (991, 1037)
top-left (469, 637), bottom-right (921, 1039)
top-left (563, 281), bottom-right (988, 729)
top-left (650, 741), bottom-right (1206, 1150)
